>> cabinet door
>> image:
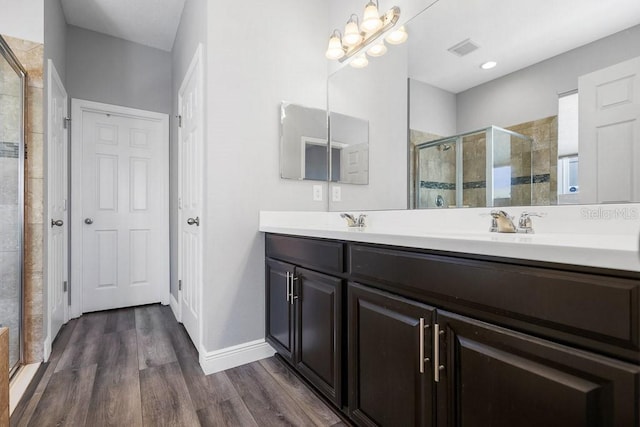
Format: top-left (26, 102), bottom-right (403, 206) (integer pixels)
top-left (348, 282), bottom-right (436, 427)
top-left (437, 310), bottom-right (640, 427)
top-left (294, 268), bottom-right (343, 406)
top-left (265, 259), bottom-right (295, 362)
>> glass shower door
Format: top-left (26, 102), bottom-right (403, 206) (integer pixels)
top-left (0, 37), bottom-right (25, 375)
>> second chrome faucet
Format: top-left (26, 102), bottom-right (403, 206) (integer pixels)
top-left (341, 213), bottom-right (367, 228)
top-left (490, 210), bottom-right (545, 234)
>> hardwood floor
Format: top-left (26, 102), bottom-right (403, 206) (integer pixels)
top-left (11, 304), bottom-right (347, 427)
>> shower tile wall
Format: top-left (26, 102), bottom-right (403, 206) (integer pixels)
top-left (411, 130), bottom-right (456, 208)
top-left (462, 133), bottom-right (487, 207)
top-left (507, 116), bottom-right (558, 206)
top-left (0, 53), bottom-right (22, 369)
top-left (4, 35), bottom-right (44, 364)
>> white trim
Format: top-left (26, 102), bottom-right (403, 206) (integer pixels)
top-left (169, 293), bottom-right (181, 322)
top-left (199, 339), bottom-right (276, 375)
top-left (10, 363), bottom-right (40, 415)
top-left (43, 334), bottom-right (52, 362)
top-left (70, 99), bottom-right (170, 317)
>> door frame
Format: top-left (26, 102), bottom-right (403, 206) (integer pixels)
top-left (177, 43), bottom-right (204, 352)
top-left (45, 59), bottom-right (69, 360)
top-left (70, 98), bottom-right (170, 318)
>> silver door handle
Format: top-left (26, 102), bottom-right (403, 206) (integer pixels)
top-left (51, 219), bottom-right (64, 227)
top-left (84, 218), bottom-right (93, 225)
top-left (187, 217), bottom-right (200, 226)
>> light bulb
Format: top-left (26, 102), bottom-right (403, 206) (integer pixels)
top-left (367, 39), bottom-right (387, 57)
top-left (343, 15), bottom-right (362, 47)
top-left (350, 53), bottom-right (369, 68)
top-left (361, 1), bottom-right (383, 33)
top-left (325, 31), bottom-right (345, 60)
top-left (385, 26), bottom-right (408, 45)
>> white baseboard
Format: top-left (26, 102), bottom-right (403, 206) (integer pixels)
top-left (10, 363), bottom-right (40, 415)
top-left (199, 339), bottom-right (276, 375)
top-left (169, 293), bottom-right (181, 322)
top-left (43, 335), bottom-right (51, 362)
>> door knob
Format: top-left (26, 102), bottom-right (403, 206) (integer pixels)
top-left (84, 218), bottom-right (94, 225)
top-left (187, 217), bottom-right (200, 226)
top-left (51, 219), bottom-right (64, 227)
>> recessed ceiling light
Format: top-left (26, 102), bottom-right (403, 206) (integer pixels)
top-left (480, 61), bottom-right (497, 70)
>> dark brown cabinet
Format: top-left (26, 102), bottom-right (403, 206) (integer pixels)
top-left (348, 282), bottom-right (436, 427)
top-left (265, 233), bottom-right (640, 427)
top-left (436, 311), bottom-right (640, 427)
top-left (265, 240), bottom-right (343, 406)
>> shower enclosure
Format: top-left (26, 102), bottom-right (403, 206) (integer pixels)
top-left (415, 125), bottom-right (533, 208)
top-left (0, 36), bottom-right (26, 375)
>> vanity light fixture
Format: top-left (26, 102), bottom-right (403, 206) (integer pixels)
top-left (350, 53), bottom-right (369, 68)
top-left (367, 39), bottom-right (388, 57)
top-left (385, 25), bottom-right (408, 45)
top-left (481, 61), bottom-right (497, 70)
top-left (324, 4), bottom-right (404, 67)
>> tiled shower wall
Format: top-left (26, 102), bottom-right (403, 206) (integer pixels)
top-left (4, 36), bottom-right (44, 364)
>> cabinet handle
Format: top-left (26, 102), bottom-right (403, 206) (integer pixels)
top-left (290, 275), bottom-right (298, 305)
top-left (434, 323), bottom-right (445, 382)
top-left (285, 272), bottom-right (291, 302)
top-left (419, 318), bottom-right (430, 374)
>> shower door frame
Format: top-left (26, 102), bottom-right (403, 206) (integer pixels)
top-left (0, 36), bottom-right (27, 377)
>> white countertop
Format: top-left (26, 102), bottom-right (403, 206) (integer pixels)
top-left (259, 205), bottom-right (640, 272)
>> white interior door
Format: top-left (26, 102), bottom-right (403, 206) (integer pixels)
top-left (579, 56), bottom-right (640, 203)
top-left (71, 99), bottom-right (169, 314)
top-left (178, 44), bottom-right (204, 350)
top-left (47, 60), bottom-right (68, 355)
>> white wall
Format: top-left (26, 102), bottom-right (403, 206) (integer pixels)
top-left (170, 0), bottom-right (207, 300)
top-left (328, 43), bottom-right (409, 211)
top-left (0, 0), bottom-right (44, 43)
top-left (456, 25), bottom-right (640, 132)
top-left (203, 0), bottom-right (328, 351)
top-left (66, 26), bottom-right (172, 114)
top-left (410, 79), bottom-right (456, 136)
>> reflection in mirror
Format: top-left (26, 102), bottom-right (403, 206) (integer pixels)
top-left (280, 102), bottom-right (328, 181)
top-left (330, 112), bottom-right (369, 184)
top-left (328, 0), bottom-right (640, 211)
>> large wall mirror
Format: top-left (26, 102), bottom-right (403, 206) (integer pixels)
top-left (328, 0), bottom-right (640, 211)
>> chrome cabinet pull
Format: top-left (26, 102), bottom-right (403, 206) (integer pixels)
top-left (434, 323), bottom-right (445, 382)
top-left (290, 275), bottom-right (298, 305)
top-left (187, 216), bottom-right (200, 226)
top-left (285, 272), bottom-right (291, 302)
top-left (51, 219), bottom-right (63, 227)
top-left (419, 318), bottom-right (430, 374)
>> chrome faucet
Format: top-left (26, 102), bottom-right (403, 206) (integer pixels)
top-left (341, 213), bottom-right (367, 228)
top-left (517, 212), bottom-right (546, 234)
top-left (490, 210), bottom-right (517, 233)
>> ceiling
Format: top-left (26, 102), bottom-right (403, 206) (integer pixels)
top-left (60, 0), bottom-right (186, 52)
top-left (407, 0), bottom-right (640, 93)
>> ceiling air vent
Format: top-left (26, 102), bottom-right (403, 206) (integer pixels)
top-left (447, 38), bottom-right (479, 57)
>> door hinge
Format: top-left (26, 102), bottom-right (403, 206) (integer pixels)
top-left (177, 115), bottom-right (183, 128)
top-left (24, 142), bottom-right (28, 160)
top-left (63, 281), bottom-right (67, 292)
top-left (63, 117), bottom-right (71, 129)
top-left (178, 279), bottom-right (182, 291)
top-left (67, 281), bottom-right (71, 306)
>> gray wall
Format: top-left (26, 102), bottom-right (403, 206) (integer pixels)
top-left (203, 0), bottom-right (329, 352)
top-left (457, 25), bottom-right (640, 132)
top-left (43, 0), bottom-right (67, 348)
top-left (66, 25), bottom-right (172, 114)
top-left (170, 0), bottom-right (207, 300)
top-left (410, 79), bottom-right (456, 137)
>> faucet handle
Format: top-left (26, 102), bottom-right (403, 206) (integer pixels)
top-left (517, 211), bottom-right (546, 233)
top-left (356, 214), bottom-right (367, 227)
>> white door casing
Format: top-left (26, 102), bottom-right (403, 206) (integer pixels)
top-left (46, 59), bottom-right (69, 359)
top-left (71, 99), bottom-right (169, 316)
top-left (579, 56), bottom-right (640, 204)
top-left (178, 44), bottom-right (204, 352)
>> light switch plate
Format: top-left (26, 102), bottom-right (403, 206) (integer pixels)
top-left (332, 186), bottom-right (341, 202)
top-left (313, 185), bottom-right (323, 201)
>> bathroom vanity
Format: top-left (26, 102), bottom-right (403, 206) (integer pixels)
top-left (262, 213), bottom-right (640, 426)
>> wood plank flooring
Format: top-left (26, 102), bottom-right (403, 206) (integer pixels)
top-left (11, 304), bottom-right (347, 427)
